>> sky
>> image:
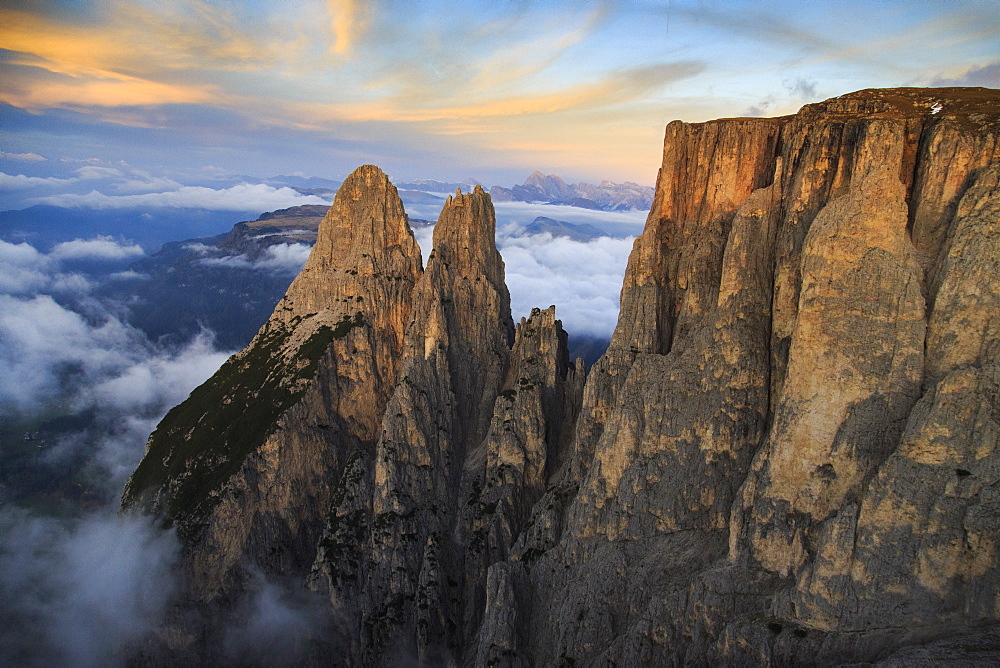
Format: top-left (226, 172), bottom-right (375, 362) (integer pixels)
top-left (2, 0), bottom-right (999, 190)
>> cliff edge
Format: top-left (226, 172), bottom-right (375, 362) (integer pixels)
top-left (124, 88), bottom-right (1000, 665)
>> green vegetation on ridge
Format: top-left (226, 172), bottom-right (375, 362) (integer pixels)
top-left (123, 312), bottom-right (364, 538)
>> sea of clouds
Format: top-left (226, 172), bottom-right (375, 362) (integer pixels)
top-left (0, 236), bottom-right (221, 666)
top-left (410, 201), bottom-right (643, 340)
top-left (0, 155), bottom-right (331, 213)
top-left (190, 240), bottom-right (313, 275)
top-left (0, 183), bottom-right (645, 663)
top-left (0, 231), bottom-right (356, 665)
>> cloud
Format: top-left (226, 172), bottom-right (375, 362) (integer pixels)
top-left (0, 171), bottom-right (76, 190)
top-left (0, 508), bottom-right (180, 667)
top-left (0, 4), bottom-right (248, 111)
top-left (258, 243), bottom-right (313, 272)
top-left (0, 240), bottom-right (53, 294)
top-left (111, 175), bottom-right (185, 194)
top-left (493, 201), bottom-right (647, 233)
top-left (222, 573), bottom-right (333, 664)
top-left (86, 331), bottom-right (229, 414)
top-left (310, 60), bottom-right (706, 126)
top-left (0, 238), bottom-right (144, 295)
top-left (0, 234), bottom-right (234, 667)
top-left (931, 60), bottom-right (1000, 87)
top-left (29, 183), bottom-right (329, 211)
top-left (742, 95), bottom-right (777, 117)
top-left (413, 222), bottom-right (635, 340)
top-left (50, 237), bottom-right (145, 262)
top-left (0, 294), bottom-right (143, 415)
top-left (499, 231), bottom-right (635, 339)
top-left (74, 331), bottom-right (232, 487)
top-left (1, 151), bottom-right (46, 161)
top-left (0, 231), bottom-right (317, 665)
top-left (0, 235), bottom-right (233, 499)
top-left (0, 164), bottom-right (175, 197)
top-left (182, 242), bottom-right (217, 255)
top-left (783, 76), bottom-right (818, 100)
top-left (9, 74), bottom-right (214, 110)
top-left (197, 242), bottom-right (311, 275)
top-left (0, 291), bottom-right (228, 480)
top-left (108, 270), bottom-right (149, 281)
top-left (250, 229), bottom-right (315, 239)
top-left (325, 0), bottom-right (369, 56)
top-left (74, 165), bottom-right (125, 180)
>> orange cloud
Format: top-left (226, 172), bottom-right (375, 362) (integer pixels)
top-left (325, 0), bottom-right (368, 56)
top-left (0, 2), bottom-right (289, 112)
top-left (0, 9), bottom-right (132, 77)
top-left (3, 75), bottom-right (214, 110)
top-left (286, 61), bottom-right (702, 128)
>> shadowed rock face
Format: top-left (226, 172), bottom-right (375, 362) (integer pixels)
top-left (125, 88), bottom-right (1000, 665)
top-left (122, 165), bottom-right (423, 601)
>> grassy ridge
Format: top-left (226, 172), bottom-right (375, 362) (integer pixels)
top-left (123, 313), bottom-right (363, 538)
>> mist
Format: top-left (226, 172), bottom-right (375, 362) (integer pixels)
top-left (0, 510), bottom-right (180, 668)
top-left (412, 223), bottom-right (636, 340)
top-left (0, 237), bottom-right (231, 664)
top-left (196, 242), bottom-right (312, 275)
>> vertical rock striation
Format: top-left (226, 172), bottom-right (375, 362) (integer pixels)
top-left (122, 164), bottom-right (423, 601)
top-left (124, 87), bottom-right (1000, 665)
top-left (361, 185), bottom-right (514, 661)
top-left (506, 87), bottom-right (1000, 666)
top-left (306, 188), bottom-right (582, 664)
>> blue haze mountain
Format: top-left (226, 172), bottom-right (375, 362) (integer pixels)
top-left (490, 171), bottom-right (655, 211)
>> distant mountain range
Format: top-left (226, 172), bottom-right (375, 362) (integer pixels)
top-left (396, 178), bottom-right (482, 193)
top-left (0, 205), bottom-right (255, 252)
top-left (96, 206), bottom-right (328, 350)
top-left (518, 216), bottom-right (634, 241)
top-left (490, 170), bottom-right (654, 210)
top-left (271, 171), bottom-right (654, 211)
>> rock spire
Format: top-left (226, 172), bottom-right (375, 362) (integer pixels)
top-left (125, 87), bottom-right (1000, 665)
top-left (122, 164), bottom-right (423, 600)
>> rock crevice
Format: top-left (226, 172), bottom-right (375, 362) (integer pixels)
top-left (124, 88), bottom-right (1000, 664)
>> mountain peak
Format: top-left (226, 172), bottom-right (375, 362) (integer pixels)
top-left (279, 164), bottom-right (419, 323)
top-left (489, 171), bottom-right (654, 210)
top-left (122, 88), bottom-right (1000, 665)
top-left (122, 164), bottom-right (423, 598)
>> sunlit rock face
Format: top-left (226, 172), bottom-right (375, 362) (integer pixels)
top-left (125, 88), bottom-right (1000, 665)
top-left (513, 87), bottom-right (1000, 666)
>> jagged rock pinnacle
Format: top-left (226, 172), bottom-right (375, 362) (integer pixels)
top-left (122, 88), bottom-right (1000, 666)
top-left (122, 164), bottom-right (423, 600)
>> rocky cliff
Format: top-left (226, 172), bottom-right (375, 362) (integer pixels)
top-left (124, 87), bottom-right (1000, 665)
top-left (123, 165), bottom-right (423, 602)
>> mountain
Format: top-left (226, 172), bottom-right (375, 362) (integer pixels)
top-left (397, 178), bottom-right (482, 193)
top-left (101, 206), bottom-right (600, 360)
top-left (515, 216), bottom-right (607, 241)
top-left (0, 204), bottom-right (249, 252)
top-left (123, 87), bottom-right (1000, 664)
top-left (490, 171), bottom-right (655, 210)
top-left (97, 205), bottom-right (326, 349)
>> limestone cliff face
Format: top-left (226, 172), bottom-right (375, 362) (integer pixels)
top-left (507, 87), bottom-right (1000, 666)
top-left (359, 185), bottom-right (514, 661)
top-left (122, 165), bottom-right (422, 600)
top-left (303, 192), bottom-right (585, 665)
top-left (125, 88), bottom-right (1000, 665)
